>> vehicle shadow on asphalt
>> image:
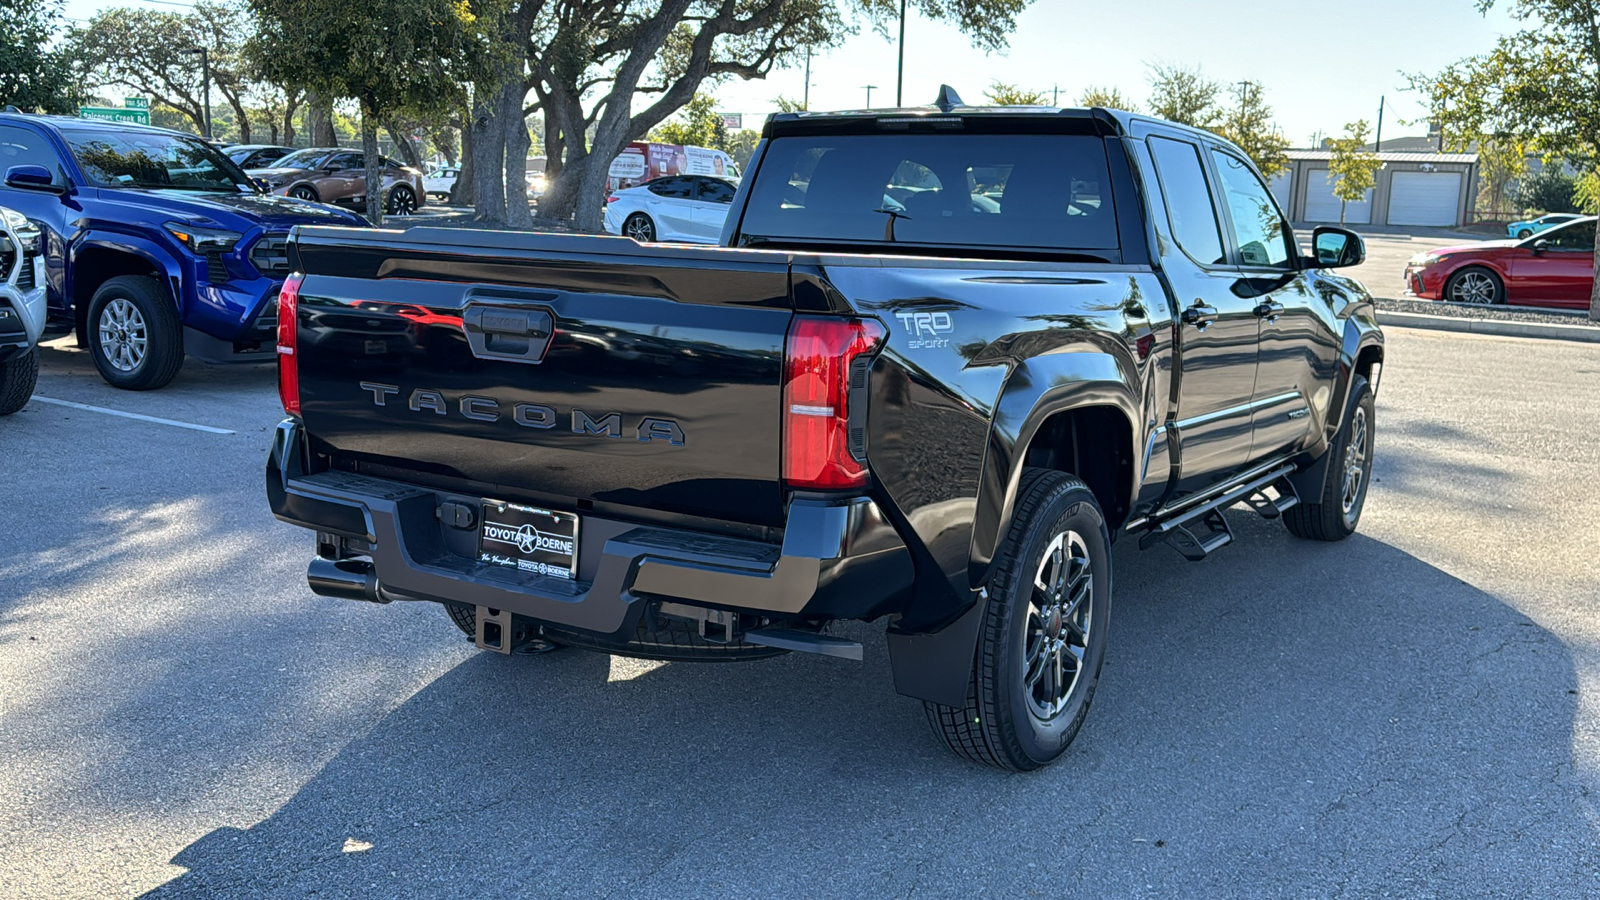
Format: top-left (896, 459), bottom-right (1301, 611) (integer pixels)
top-left (139, 514), bottom-right (1594, 899)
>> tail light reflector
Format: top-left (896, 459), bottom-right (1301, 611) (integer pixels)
top-left (783, 316), bottom-right (885, 490)
top-left (277, 273), bottom-right (304, 416)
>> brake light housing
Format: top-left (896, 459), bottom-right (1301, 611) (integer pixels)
top-left (277, 273), bottom-right (304, 416)
top-left (782, 316), bottom-right (885, 490)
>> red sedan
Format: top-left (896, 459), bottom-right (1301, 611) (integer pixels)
top-left (1404, 216), bottom-right (1596, 309)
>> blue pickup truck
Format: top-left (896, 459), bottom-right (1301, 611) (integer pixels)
top-left (0, 114), bottom-right (366, 389)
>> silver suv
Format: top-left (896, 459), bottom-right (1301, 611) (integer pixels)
top-left (0, 206), bottom-right (46, 415)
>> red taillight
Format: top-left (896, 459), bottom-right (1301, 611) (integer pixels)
top-left (277, 273), bottom-right (304, 416)
top-left (782, 316), bottom-right (885, 490)
top-left (606, 195), bottom-right (619, 204)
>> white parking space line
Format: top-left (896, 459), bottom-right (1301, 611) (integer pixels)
top-left (30, 396), bottom-right (237, 434)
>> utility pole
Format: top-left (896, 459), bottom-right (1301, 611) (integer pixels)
top-left (1052, 84), bottom-right (1059, 106)
top-left (863, 84), bottom-right (877, 108)
top-left (895, 0), bottom-right (907, 107)
top-left (1375, 95), bottom-right (1384, 152)
top-left (803, 47), bottom-right (811, 111)
top-left (183, 47), bottom-right (212, 139)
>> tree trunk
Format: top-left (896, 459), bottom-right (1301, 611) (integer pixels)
top-left (222, 91), bottom-right (251, 144)
top-left (499, 71), bottom-right (534, 230)
top-left (282, 92), bottom-right (301, 146)
top-left (308, 93), bottom-right (336, 147)
top-left (360, 98), bottom-right (383, 226)
top-left (431, 128), bottom-right (458, 167)
top-left (470, 86), bottom-right (507, 224)
top-left (384, 119), bottom-right (423, 169)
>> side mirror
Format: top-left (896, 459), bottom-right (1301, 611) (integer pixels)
top-left (1311, 226), bottom-right (1365, 269)
top-left (1531, 239), bottom-right (1550, 256)
top-left (5, 164), bottom-right (65, 194)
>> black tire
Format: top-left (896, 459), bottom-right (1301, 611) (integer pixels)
top-left (1284, 375), bottom-right (1374, 542)
top-left (623, 213), bottom-right (656, 242)
top-left (86, 275), bottom-right (184, 390)
top-left (925, 469), bottom-right (1112, 772)
top-left (289, 185), bottom-right (320, 202)
top-left (0, 349), bottom-right (39, 415)
top-left (1445, 266), bottom-right (1504, 305)
top-left (1516, 229), bottom-right (1532, 239)
top-left (386, 185), bottom-right (418, 216)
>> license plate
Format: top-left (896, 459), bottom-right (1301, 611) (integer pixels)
top-left (364, 338), bottom-right (387, 354)
top-left (478, 500), bottom-right (579, 579)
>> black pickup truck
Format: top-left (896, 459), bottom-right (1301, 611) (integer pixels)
top-left (267, 92), bottom-right (1383, 771)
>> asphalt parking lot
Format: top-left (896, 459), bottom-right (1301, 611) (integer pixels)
top-left (2, 327), bottom-right (1599, 898)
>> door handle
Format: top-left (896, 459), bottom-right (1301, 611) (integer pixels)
top-left (1180, 300), bottom-right (1218, 330)
top-left (1253, 300), bottom-right (1284, 322)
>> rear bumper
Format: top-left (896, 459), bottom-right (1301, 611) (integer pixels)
top-left (266, 420), bottom-right (914, 638)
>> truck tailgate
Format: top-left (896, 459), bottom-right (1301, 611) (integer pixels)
top-left (289, 228), bottom-right (796, 527)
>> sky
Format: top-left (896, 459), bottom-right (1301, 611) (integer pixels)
top-left (63, 0), bottom-right (1522, 148)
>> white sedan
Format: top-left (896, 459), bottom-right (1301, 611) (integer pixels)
top-left (603, 175), bottom-right (738, 243)
top-left (423, 167), bottom-right (460, 200)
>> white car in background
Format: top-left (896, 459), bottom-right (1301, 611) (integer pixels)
top-left (603, 174), bottom-right (738, 243)
top-left (423, 167), bottom-right (460, 201)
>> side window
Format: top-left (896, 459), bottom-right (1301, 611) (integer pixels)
top-left (648, 177), bottom-right (693, 199)
top-left (1209, 150), bottom-right (1293, 269)
top-left (1147, 137), bottom-right (1225, 266)
top-left (697, 178), bottom-right (736, 204)
top-left (1546, 220), bottom-right (1595, 251)
top-left (0, 125), bottom-right (63, 177)
top-left (330, 153), bottom-right (361, 170)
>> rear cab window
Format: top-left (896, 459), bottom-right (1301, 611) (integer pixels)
top-left (737, 131), bottom-right (1121, 260)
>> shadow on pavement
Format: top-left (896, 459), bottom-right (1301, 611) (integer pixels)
top-left (140, 514), bottom-right (1595, 898)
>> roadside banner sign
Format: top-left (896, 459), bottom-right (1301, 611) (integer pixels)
top-left (79, 107), bottom-right (151, 125)
top-left (719, 113), bottom-right (742, 130)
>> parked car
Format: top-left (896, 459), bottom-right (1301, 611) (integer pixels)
top-left (423, 166), bottom-right (459, 201)
top-left (1405, 215), bottom-right (1595, 308)
top-left (248, 148), bottom-right (425, 216)
top-left (0, 205), bottom-right (45, 414)
top-left (1507, 212), bottom-right (1582, 239)
top-left (602, 174), bottom-right (738, 243)
top-left (0, 114), bottom-right (366, 390)
top-left (226, 144), bottom-right (295, 171)
top-left (269, 93), bottom-right (1384, 772)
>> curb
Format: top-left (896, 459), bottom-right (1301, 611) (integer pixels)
top-left (1374, 310), bottom-right (1600, 344)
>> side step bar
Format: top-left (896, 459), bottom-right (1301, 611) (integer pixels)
top-left (1140, 464), bottom-right (1298, 561)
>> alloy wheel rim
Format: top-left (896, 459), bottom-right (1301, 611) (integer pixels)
top-left (98, 298), bottom-right (147, 372)
top-left (1022, 530), bottom-right (1093, 721)
top-left (1451, 272), bottom-right (1496, 304)
top-left (1342, 406), bottom-right (1369, 515)
top-left (390, 189), bottom-right (417, 215)
top-left (626, 217), bottom-right (652, 241)
top-left (292, 187), bottom-right (316, 201)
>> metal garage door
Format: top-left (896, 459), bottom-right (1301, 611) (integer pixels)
top-left (1268, 171), bottom-right (1291, 211)
top-left (1304, 169), bottom-right (1371, 224)
top-left (1386, 171), bottom-right (1462, 226)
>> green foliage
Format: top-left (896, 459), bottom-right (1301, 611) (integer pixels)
top-left (648, 94), bottom-right (728, 150)
top-left (1145, 63), bottom-right (1220, 129)
top-left (1078, 86), bottom-right (1134, 111)
top-left (983, 81), bottom-right (1048, 106)
top-left (773, 95), bottom-right (807, 113)
top-left (1574, 171), bottom-right (1600, 214)
top-left (1215, 80), bottom-right (1289, 178)
top-left (1328, 120), bottom-right (1384, 224)
top-left (727, 129), bottom-right (761, 168)
top-left (1516, 165), bottom-right (1579, 213)
top-left (0, 0), bottom-right (77, 112)
top-left (853, 0), bottom-right (1031, 52)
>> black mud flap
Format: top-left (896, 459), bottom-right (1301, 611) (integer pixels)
top-left (885, 594), bottom-right (988, 707)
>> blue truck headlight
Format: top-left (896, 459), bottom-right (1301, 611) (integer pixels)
top-left (164, 221), bottom-right (243, 254)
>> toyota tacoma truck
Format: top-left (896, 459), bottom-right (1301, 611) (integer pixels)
top-left (267, 91), bottom-right (1384, 771)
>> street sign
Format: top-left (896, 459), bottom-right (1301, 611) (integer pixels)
top-left (719, 113), bottom-right (742, 130)
top-left (123, 97), bottom-right (149, 110)
top-left (79, 107), bottom-right (151, 125)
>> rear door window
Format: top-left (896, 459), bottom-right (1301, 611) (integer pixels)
top-left (1147, 136), bottom-right (1226, 266)
top-left (740, 133), bottom-right (1119, 256)
top-left (648, 177), bottom-right (694, 199)
top-left (696, 177), bottom-right (736, 204)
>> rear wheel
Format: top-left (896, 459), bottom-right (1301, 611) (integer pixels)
top-left (1285, 375), bottom-right (1374, 541)
top-left (925, 469), bottom-right (1112, 772)
top-left (0, 349), bottom-right (39, 415)
top-left (1445, 266), bottom-right (1503, 305)
top-left (1516, 228), bottom-right (1532, 239)
top-left (623, 213), bottom-right (656, 242)
top-left (386, 185), bottom-right (419, 216)
top-left (87, 276), bottom-right (184, 390)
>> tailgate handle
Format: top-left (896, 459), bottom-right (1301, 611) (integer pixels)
top-left (462, 304), bottom-right (555, 364)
